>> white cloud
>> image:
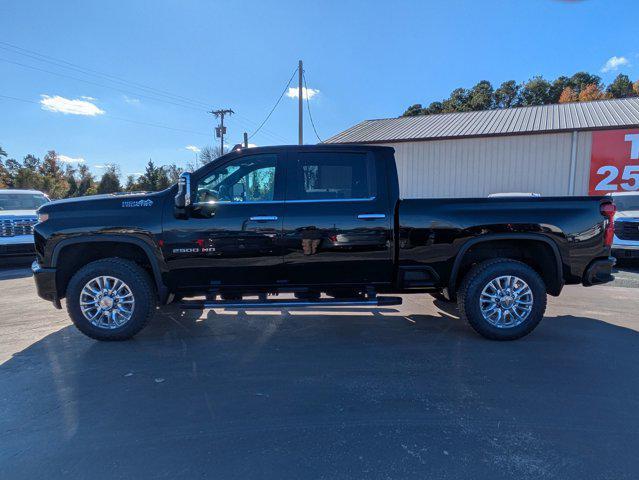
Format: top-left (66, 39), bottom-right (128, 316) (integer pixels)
top-left (40, 95), bottom-right (105, 116)
top-left (286, 86), bottom-right (320, 100)
top-left (58, 155), bottom-right (85, 164)
top-left (601, 56), bottom-right (630, 73)
top-left (185, 145), bottom-right (201, 153)
top-left (81, 96), bottom-right (97, 101)
top-left (93, 164), bottom-right (106, 169)
top-left (123, 95), bottom-right (141, 105)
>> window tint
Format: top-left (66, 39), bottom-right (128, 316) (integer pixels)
top-left (0, 193), bottom-right (48, 210)
top-left (197, 154), bottom-right (277, 203)
top-left (291, 152), bottom-right (375, 201)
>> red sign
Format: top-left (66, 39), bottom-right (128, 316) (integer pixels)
top-left (589, 128), bottom-right (639, 195)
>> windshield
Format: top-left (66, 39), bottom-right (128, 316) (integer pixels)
top-left (612, 193), bottom-right (639, 212)
top-left (0, 192), bottom-right (49, 211)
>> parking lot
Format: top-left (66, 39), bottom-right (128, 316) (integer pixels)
top-left (1, 260), bottom-right (639, 479)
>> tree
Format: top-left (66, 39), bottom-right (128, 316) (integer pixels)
top-left (634, 80), bottom-right (639, 96)
top-left (163, 164), bottom-right (183, 184)
top-left (570, 72), bottom-right (603, 95)
top-left (607, 74), bottom-right (635, 98)
top-left (423, 101), bottom-right (444, 115)
top-left (76, 164), bottom-right (96, 197)
top-left (124, 175), bottom-right (138, 192)
top-left (136, 159), bottom-right (171, 191)
top-left (578, 83), bottom-right (606, 102)
top-left (0, 147), bottom-right (9, 188)
top-left (441, 87), bottom-right (470, 113)
top-left (558, 87), bottom-right (578, 103)
top-left (97, 164), bottom-right (122, 194)
top-left (403, 104), bottom-right (424, 116)
top-left (466, 80), bottom-right (494, 111)
top-left (519, 76), bottom-right (552, 106)
top-left (38, 150), bottom-right (68, 198)
top-left (550, 76), bottom-right (575, 103)
top-left (493, 80), bottom-right (520, 109)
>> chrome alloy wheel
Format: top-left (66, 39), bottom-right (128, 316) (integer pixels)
top-left (479, 275), bottom-right (533, 328)
top-left (80, 276), bottom-right (135, 329)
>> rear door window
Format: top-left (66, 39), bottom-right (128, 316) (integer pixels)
top-left (288, 152), bottom-right (376, 201)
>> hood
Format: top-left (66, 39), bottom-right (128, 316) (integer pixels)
top-left (615, 210), bottom-right (639, 220)
top-left (38, 190), bottom-right (167, 214)
top-left (0, 209), bottom-right (38, 217)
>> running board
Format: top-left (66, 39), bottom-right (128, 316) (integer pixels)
top-left (178, 296), bottom-right (402, 310)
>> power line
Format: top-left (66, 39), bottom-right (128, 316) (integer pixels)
top-left (303, 72), bottom-right (322, 143)
top-left (0, 57), bottom-right (208, 113)
top-left (0, 41), bottom-right (212, 109)
top-left (0, 93), bottom-right (210, 136)
top-left (248, 67), bottom-right (298, 140)
top-left (0, 42), bottom-right (291, 143)
top-left (0, 40), bottom-right (295, 144)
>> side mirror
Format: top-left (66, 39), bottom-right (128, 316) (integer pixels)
top-left (174, 172), bottom-right (191, 218)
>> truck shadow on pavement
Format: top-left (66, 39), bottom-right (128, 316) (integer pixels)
top-left (2, 303), bottom-right (639, 479)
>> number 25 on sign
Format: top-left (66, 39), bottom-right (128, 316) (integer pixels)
top-left (590, 129), bottom-right (639, 195)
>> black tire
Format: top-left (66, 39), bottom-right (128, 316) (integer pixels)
top-left (457, 258), bottom-right (547, 341)
top-left (66, 258), bottom-right (156, 341)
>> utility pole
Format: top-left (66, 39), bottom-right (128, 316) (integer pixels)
top-left (210, 108), bottom-right (234, 155)
top-left (298, 60), bottom-right (303, 145)
top-left (243, 132), bottom-right (249, 148)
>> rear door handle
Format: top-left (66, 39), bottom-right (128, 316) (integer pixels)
top-left (357, 213), bottom-right (386, 220)
top-left (250, 215), bottom-right (279, 221)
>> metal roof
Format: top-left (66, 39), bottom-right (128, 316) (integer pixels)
top-left (324, 97), bottom-right (639, 144)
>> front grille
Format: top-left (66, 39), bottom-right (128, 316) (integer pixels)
top-left (615, 220), bottom-right (639, 241)
top-left (0, 218), bottom-right (37, 237)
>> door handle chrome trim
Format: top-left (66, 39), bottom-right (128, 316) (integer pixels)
top-left (357, 213), bottom-right (386, 220)
top-left (250, 215), bottom-right (279, 221)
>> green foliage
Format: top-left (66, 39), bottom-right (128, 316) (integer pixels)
top-left (0, 145), bottom-right (185, 199)
top-left (402, 71), bottom-right (637, 117)
top-left (97, 164), bottom-right (122, 194)
top-left (493, 80), bottom-right (520, 109)
top-left (607, 74), bottom-right (635, 98)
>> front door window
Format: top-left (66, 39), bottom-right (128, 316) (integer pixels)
top-left (197, 154), bottom-right (277, 204)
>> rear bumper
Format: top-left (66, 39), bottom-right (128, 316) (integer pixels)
top-left (582, 257), bottom-right (616, 286)
top-left (32, 261), bottom-right (61, 309)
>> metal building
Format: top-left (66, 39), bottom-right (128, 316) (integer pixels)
top-left (324, 97), bottom-right (639, 198)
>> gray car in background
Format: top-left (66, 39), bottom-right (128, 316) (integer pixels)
top-left (0, 189), bottom-right (49, 258)
top-left (612, 192), bottom-right (639, 261)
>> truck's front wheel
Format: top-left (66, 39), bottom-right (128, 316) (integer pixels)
top-left (66, 258), bottom-right (156, 341)
top-left (457, 258), bottom-right (547, 340)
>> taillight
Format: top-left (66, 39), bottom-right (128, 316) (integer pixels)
top-left (600, 202), bottom-right (616, 247)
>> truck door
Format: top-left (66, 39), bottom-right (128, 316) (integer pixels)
top-left (281, 149), bottom-right (393, 287)
top-left (162, 152), bottom-right (286, 289)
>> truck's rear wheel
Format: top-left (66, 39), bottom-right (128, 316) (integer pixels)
top-left (66, 258), bottom-right (156, 341)
top-left (457, 258), bottom-right (546, 340)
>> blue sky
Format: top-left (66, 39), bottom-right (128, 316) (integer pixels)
top-left (1, 0), bottom-right (637, 177)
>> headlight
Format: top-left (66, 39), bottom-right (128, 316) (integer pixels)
top-left (37, 213), bottom-right (49, 223)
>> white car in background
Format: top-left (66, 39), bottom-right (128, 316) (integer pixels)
top-left (611, 192), bottom-right (639, 261)
top-left (0, 189), bottom-right (50, 258)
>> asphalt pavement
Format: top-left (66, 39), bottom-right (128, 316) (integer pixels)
top-left (1, 260), bottom-right (639, 479)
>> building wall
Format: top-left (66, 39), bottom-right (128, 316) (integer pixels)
top-left (381, 131), bottom-right (593, 198)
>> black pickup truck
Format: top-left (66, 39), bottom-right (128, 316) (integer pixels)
top-left (32, 145), bottom-right (616, 341)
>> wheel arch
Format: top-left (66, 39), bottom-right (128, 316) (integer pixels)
top-left (51, 235), bottom-right (168, 302)
top-left (448, 234), bottom-right (564, 297)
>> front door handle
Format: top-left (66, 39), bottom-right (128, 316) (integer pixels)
top-left (357, 213), bottom-right (386, 220)
top-left (250, 215), bottom-right (279, 221)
